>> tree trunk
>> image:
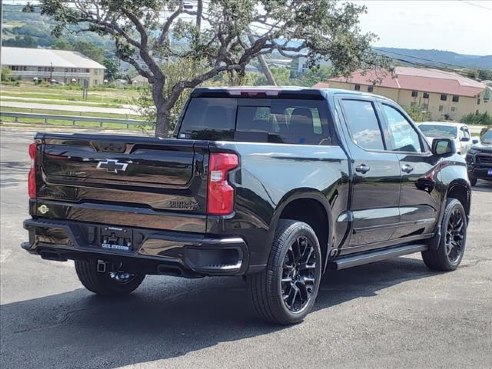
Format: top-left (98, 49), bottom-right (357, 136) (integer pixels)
top-left (152, 78), bottom-right (170, 138)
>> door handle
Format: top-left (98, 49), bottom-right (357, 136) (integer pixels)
top-left (401, 164), bottom-right (414, 173)
top-left (355, 163), bottom-right (370, 174)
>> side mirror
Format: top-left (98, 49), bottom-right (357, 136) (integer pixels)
top-left (432, 138), bottom-right (456, 156)
top-left (460, 137), bottom-right (470, 142)
top-left (472, 138), bottom-right (479, 145)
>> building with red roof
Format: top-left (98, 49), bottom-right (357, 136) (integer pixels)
top-left (316, 67), bottom-right (491, 121)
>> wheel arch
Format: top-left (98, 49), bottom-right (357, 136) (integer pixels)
top-left (268, 190), bottom-right (334, 272)
top-left (430, 179), bottom-right (471, 251)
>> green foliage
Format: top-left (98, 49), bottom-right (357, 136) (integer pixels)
top-left (461, 112), bottom-right (492, 126)
top-left (293, 66), bottom-right (334, 87)
top-left (404, 104), bottom-right (432, 122)
top-left (1, 67), bottom-right (12, 82)
top-left (254, 67), bottom-right (290, 86)
top-left (103, 59), bottom-right (119, 81)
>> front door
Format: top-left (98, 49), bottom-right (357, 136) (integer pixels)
top-left (337, 97), bottom-right (401, 248)
top-left (378, 103), bottom-right (441, 239)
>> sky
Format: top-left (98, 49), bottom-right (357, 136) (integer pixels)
top-left (353, 0), bottom-right (492, 56)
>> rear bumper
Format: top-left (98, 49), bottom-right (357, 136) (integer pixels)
top-left (22, 218), bottom-right (248, 277)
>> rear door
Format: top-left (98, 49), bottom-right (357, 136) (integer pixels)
top-left (336, 97), bottom-right (401, 249)
top-left (37, 134), bottom-right (209, 232)
top-left (378, 103), bottom-right (441, 239)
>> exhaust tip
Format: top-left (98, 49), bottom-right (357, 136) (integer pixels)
top-left (39, 251), bottom-right (68, 262)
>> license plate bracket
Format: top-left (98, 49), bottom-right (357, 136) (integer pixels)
top-left (101, 226), bottom-right (132, 252)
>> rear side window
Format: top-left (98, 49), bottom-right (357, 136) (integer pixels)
top-left (178, 97), bottom-right (331, 145)
top-left (341, 100), bottom-right (385, 151)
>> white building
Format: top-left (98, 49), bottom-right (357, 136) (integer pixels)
top-left (1, 47), bottom-right (105, 86)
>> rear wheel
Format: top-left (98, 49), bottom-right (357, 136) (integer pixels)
top-left (422, 198), bottom-right (467, 271)
top-left (248, 220), bottom-right (322, 325)
top-left (75, 260), bottom-right (145, 296)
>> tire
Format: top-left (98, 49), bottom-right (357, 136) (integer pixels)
top-left (75, 259), bottom-right (145, 296)
top-left (422, 198), bottom-right (467, 271)
top-left (248, 220), bottom-right (322, 325)
top-left (469, 175), bottom-right (477, 186)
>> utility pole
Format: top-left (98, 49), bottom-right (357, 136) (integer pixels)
top-left (50, 62), bottom-right (53, 82)
top-left (247, 32), bottom-right (277, 86)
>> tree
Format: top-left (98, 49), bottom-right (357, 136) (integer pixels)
top-left (404, 104), bottom-right (432, 122)
top-left (41, 0), bottom-right (385, 137)
top-left (103, 58), bottom-right (119, 81)
top-left (73, 41), bottom-right (105, 63)
top-left (254, 67), bottom-right (290, 86)
top-left (1, 67), bottom-right (12, 82)
top-left (295, 65), bottom-right (334, 87)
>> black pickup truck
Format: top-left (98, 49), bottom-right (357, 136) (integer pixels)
top-left (23, 87), bottom-right (471, 324)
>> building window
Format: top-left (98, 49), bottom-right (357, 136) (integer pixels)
top-left (86, 68), bottom-right (90, 73)
top-left (477, 98), bottom-right (481, 105)
top-left (440, 94), bottom-right (447, 101)
top-left (423, 92), bottom-right (429, 99)
top-left (452, 95), bottom-right (459, 102)
top-left (439, 105), bottom-right (444, 112)
top-left (354, 84), bottom-right (361, 91)
top-left (411, 90), bottom-right (418, 97)
top-left (367, 85), bottom-right (373, 92)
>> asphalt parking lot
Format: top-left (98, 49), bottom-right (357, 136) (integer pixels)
top-left (1, 126), bottom-right (491, 369)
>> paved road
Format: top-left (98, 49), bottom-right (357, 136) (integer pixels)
top-left (0, 101), bottom-right (136, 115)
top-left (1, 127), bottom-right (491, 369)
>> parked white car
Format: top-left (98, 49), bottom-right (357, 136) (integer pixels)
top-left (418, 122), bottom-right (472, 156)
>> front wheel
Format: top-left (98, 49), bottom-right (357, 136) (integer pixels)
top-left (248, 220), bottom-right (322, 325)
top-left (422, 198), bottom-right (467, 271)
top-left (75, 260), bottom-right (145, 296)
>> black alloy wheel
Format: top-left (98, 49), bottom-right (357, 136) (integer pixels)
top-left (248, 220), bottom-right (322, 325)
top-left (281, 235), bottom-right (317, 313)
top-left (422, 198), bottom-right (467, 271)
top-left (444, 207), bottom-right (466, 264)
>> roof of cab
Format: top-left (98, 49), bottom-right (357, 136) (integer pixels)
top-left (191, 86), bottom-right (394, 102)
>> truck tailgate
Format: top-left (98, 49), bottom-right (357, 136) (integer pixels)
top-left (34, 133), bottom-right (209, 232)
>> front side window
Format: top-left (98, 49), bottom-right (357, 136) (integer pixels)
top-left (382, 105), bottom-right (423, 152)
top-left (341, 100), bottom-right (385, 151)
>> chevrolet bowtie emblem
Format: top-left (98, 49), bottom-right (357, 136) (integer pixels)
top-left (96, 159), bottom-right (128, 173)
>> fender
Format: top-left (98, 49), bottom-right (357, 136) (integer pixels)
top-left (266, 188), bottom-right (335, 271)
top-left (429, 178), bottom-right (471, 251)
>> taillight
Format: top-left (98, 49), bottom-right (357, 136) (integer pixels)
top-left (28, 143), bottom-right (37, 199)
top-left (207, 153), bottom-right (239, 215)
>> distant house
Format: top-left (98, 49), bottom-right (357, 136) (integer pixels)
top-left (1, 47), bottom-right (105, 86)
top-left (317, 67), bottom-right (492, 121)
top-left (131, 75), bottom-right (149, 87)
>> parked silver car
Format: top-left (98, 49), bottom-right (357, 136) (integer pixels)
top-left (418, 122), bottom-right (472, 156)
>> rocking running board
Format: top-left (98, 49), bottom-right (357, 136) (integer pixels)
top-left (328, 244), bottom-right (428, 270)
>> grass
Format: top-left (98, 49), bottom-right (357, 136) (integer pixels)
top-left (0, 115), bottom-right (145, 129)
top-left (0, 106), bottom-right (142, 120)
top-left (1, 83), bottom-right (141, 106)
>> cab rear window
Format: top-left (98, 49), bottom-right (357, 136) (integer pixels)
top-left (177, 97), bottom-right (332, 145)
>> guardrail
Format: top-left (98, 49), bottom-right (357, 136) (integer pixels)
top-left (0, 111), bottom-right (147, 129)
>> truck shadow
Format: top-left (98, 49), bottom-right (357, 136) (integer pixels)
top-left (1, 257), bottom-right (435, 369)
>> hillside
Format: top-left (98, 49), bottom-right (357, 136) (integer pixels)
top-left (375, 47), bottom-right (492, 70)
